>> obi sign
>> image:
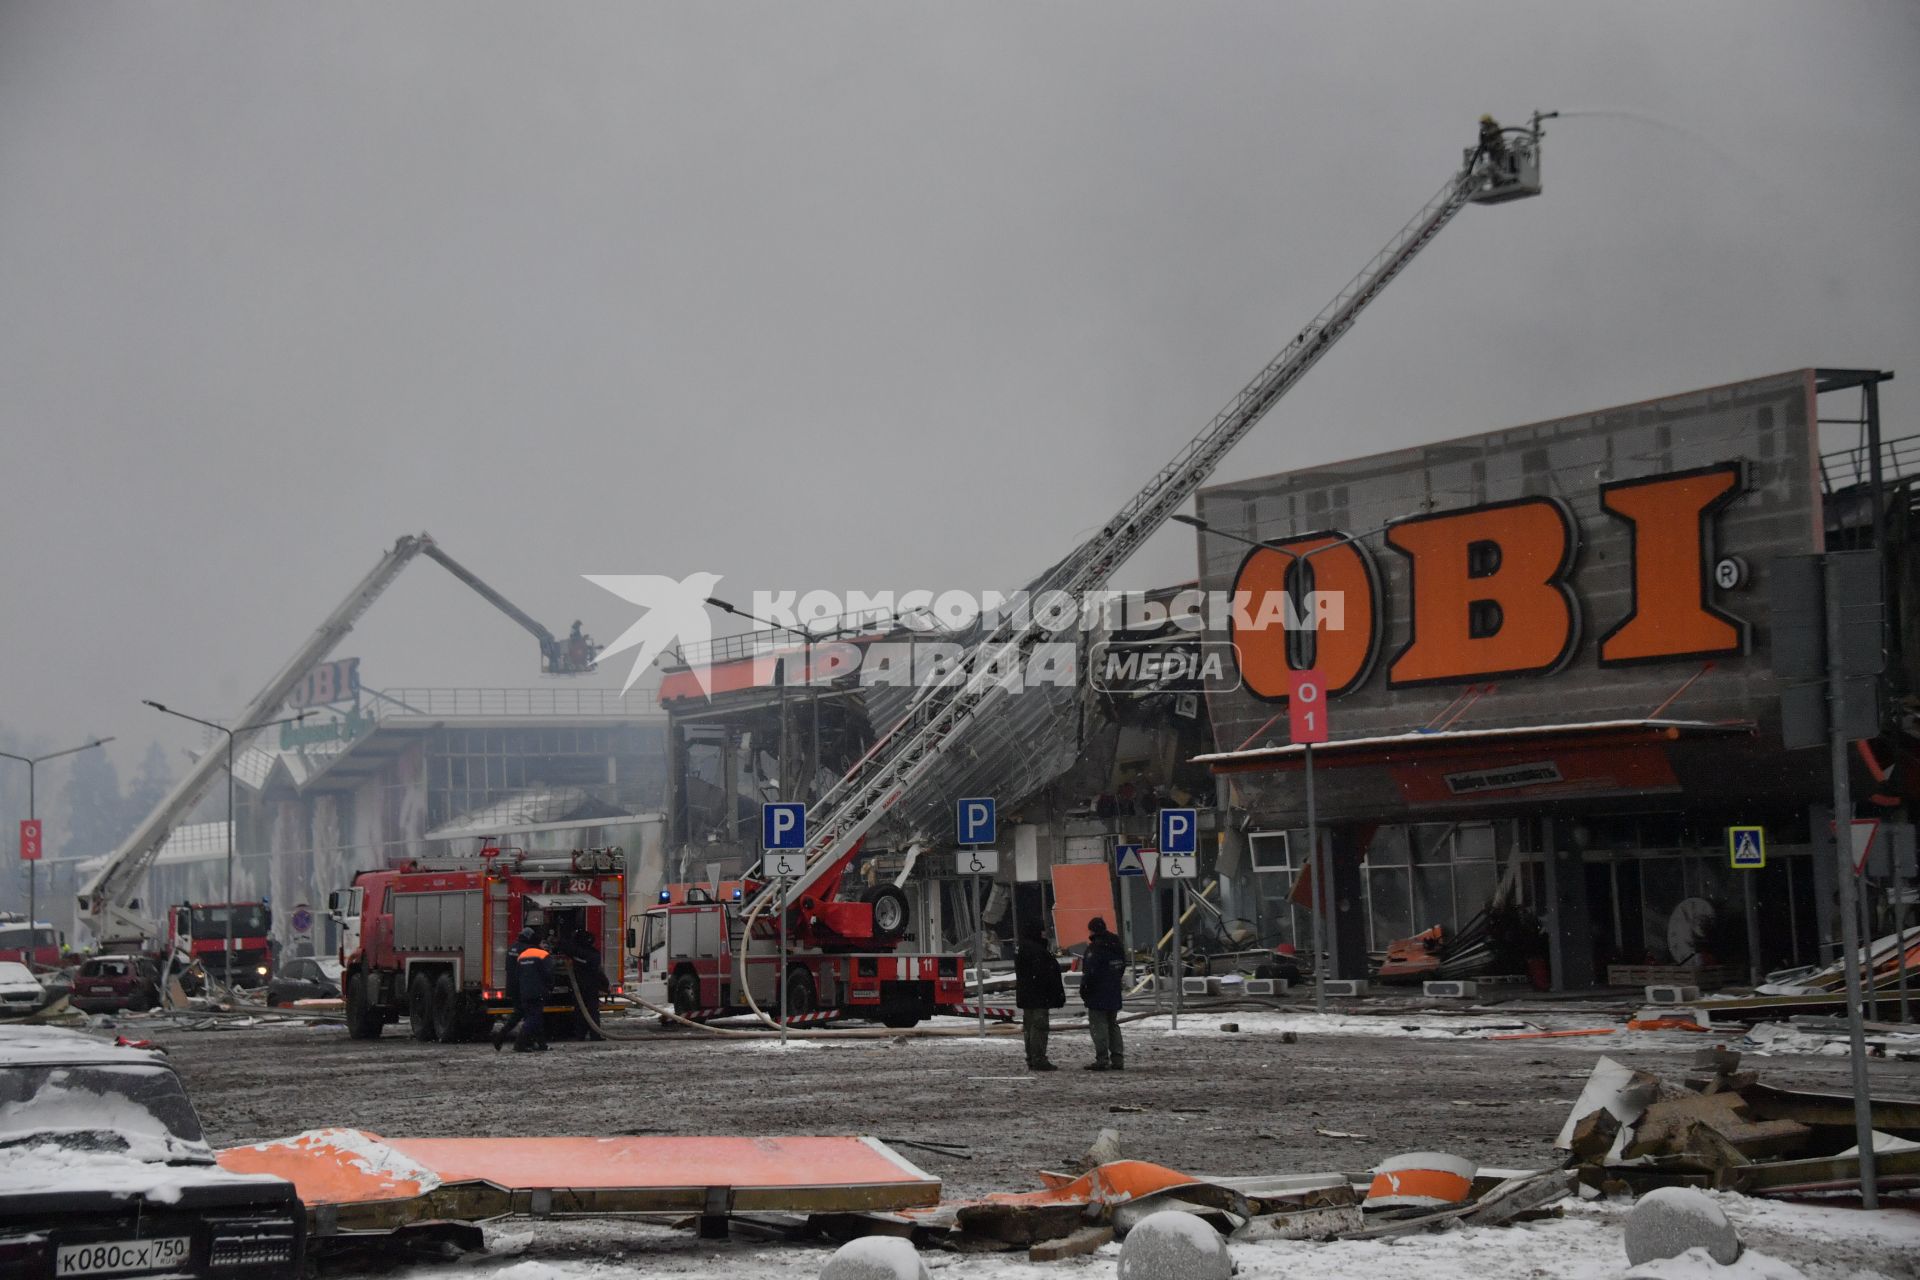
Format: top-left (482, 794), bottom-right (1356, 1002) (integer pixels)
top-left (1230, 463), bottom-right (1750, 698)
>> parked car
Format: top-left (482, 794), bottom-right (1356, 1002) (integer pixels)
top-left (69, 956), bottom-right (162, 1014)
top-left (265, 957), bottom-right (341, 1007)
top-left (0, 963), bottom-right (44, 1018)
top-left (0, 1026), bottom-right (305, 1279)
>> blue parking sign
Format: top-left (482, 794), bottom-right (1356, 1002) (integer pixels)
top-left (1159, 808), bottom-right (1198, 855)
top-left (763, 802), bottom-right (806, 850)
top-left (957, 797), bottom-right (996, 845)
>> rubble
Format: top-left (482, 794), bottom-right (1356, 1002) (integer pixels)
top-left (1557, 1051), bottom-right (1920, 1196)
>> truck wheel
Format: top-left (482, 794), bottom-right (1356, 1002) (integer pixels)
top-left (430, 974), bottom-right (460, 1042)
top-left (668, 969), bottom-right (700, 1015)
top-left (862, 886), bottom-right (910, 944)
top-left (781, 966), bottom-right (818, 1019)
top-left (407, 974), bottom-right (436, 1041)
top-left (346, 973), bottom-right (383, 1040)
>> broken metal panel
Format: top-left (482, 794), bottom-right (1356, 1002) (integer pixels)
top-left (218, 1130), bottom-right (941, 1236)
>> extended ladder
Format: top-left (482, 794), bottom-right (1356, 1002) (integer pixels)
top-left (752, 114), bottom-right (1555, 924)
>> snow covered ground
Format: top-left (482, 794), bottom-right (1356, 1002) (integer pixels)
top-left (391, 1193), bottom-right (1920, 1280)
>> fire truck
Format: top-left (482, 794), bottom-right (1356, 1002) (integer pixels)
top-left (167, 902), bottom-right (274, 986)
top-left (635, 868), bottom-right (966, 1027)
top-left (329, 846), bottom-right (626, 1042)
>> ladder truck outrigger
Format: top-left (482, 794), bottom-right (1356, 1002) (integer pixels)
top-left (658, 113), bottom-right (1556, 1030)
top-left (76, 533), bottom-right (601, 965)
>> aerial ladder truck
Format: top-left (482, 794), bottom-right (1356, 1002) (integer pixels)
top-left (77, 533), bottom-right (600, 958)
top-left (681, 113), bottom-right (1558, 1028)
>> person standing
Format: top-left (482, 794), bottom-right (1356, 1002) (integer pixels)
top-left (1014, 921), bottom-right (1065, 1072)
top-left (1080, 916), bottom-right (1126, 1071)
top-left (514, 928), bottom-right (553, 1053)
top-left (568, 928), bottom-right (609, 1041)
top-left (492, 926), bottom-right (534, 1052)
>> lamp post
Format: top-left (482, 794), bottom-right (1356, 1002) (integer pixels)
top-left (707, 597), bottom-right (853, 804)
top-left (1173, 511), bottom-right (1395, 1013)
top-left (0, 737), bottom-right (115, 967)
top-left (143, 702), bottom-right (308, 986)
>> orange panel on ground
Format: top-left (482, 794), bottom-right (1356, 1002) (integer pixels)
top-left (1051, 861), bottom-right (1116, 949)
top-left (218, 1129), bottom-right (937, 1207)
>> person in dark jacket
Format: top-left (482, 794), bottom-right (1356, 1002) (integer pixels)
top-left (1079, 916), bottom-right (1126, 1071)
top-left (567, 928), bottom-right (608, 1041)
top-left (491, 926), bottom-right (535, 1052)
top-left (514, 928), bottom-right (554, 1053)
top-left (1013, 921), bottom-right (1066, 1071)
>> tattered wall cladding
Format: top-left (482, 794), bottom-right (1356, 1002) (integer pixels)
top-left (1197, 372), bottom-right (1822, 741)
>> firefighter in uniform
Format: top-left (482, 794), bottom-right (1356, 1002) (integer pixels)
top-left (567, 928), bottom-right (609, 1040)
top-left (493, 925), bottom-right (536, 1052)
top-left (515, 927), bottom-right (555, 1052)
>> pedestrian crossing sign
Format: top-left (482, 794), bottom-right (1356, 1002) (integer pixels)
top-left (1728, 826), bottom-right (1766, 870)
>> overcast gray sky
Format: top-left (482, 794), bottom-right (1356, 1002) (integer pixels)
top-left (1, 1), bottom-right (1915, 780)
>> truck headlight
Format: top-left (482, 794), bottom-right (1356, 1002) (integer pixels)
top-left (256, 965), bottom-right (269, 976)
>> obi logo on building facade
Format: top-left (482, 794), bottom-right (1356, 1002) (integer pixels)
top-left (1230, 462), bottom-right (1749, 698)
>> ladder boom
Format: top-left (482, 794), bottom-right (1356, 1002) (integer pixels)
top-left (746, 116), bottom-right (1553, 929)
top-left (79, 534), bottom-right (435, 946)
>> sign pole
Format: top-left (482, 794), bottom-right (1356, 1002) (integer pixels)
top-left (1306, 742), bottom-right (1324, 1014)
top-left (1823, 559), bottom-right (1878, 1207)
top-left (26, 768), bottom-right (35, 964)
top-left (779, 872), bottom-right (789, 1048)
top-left (974, 859), bottom-right (986, 1038)
top-left (1742, 870), bottom-right (1762, 987)
top-left (1171, 879), bottom-right (1182, 1031)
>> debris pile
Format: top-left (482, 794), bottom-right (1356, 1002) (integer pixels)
top-left (1558, 1049), bottom-right (1920, 1196)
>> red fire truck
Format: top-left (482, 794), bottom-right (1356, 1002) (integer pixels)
top-left (634, 858), bottom-right (966, 1028)
top-left (167, 902), bottom-right (274, 987)
top-left (330, 846), bottom-right (626, 1043)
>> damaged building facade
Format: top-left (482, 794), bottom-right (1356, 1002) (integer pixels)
top-left (74, 687), bottom-right (669, 956)
top-left (1191, 369), bottom-right (1914, 989)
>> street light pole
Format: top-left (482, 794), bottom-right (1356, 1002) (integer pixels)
top-left (1172, 512), bottom-right (1399, 1006)
top-left (0, 738), bottom-right (115, 967)
top-left (143, 702), bottom-right (307, 988)
top-left (707, 597), bottom-right (849, 803)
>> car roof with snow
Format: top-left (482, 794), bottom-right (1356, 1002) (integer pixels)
top-left (0, 1026), bottom-right (169, 1069)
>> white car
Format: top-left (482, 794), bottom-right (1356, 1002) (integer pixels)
top-left (0, 962), bottom-right (43, 1017)
top-left (0, 1026), bottom-right (304, 1278)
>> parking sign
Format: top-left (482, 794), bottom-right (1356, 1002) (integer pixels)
top-left (1159, 808), bottom-right (1197, 855)
top-left (961, 848), bottom-right (1000, 876)
top-left (762, 803), bottom-right (806, 850)
top-left (957, 797), bottom-right (996, 846)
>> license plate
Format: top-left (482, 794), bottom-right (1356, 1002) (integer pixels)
top-left (55, 1236), bottom-right (190, 1277)
top-left (87, 985), bottom-right (117, 993)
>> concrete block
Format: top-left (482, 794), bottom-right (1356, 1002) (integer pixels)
top-left (1423, 980), bottom-right (1478, 999)
top-left (1061, 970), bottom-right (1081, 989)
top-left (1322, 979), bottom-right (1369, 998)
top-left (1116, 1209), bottom-right (1232, 1280)
top-left (1244, 978), bottom-right (1287, 996)
top-left (820, 1236), bottom-right (931, 1280)
top-left (1181, 976), bottom-right (1217, 997)
top-left (1646, 984), bottom-right (1701, 1004)
top-left (1622, 1186), bottom-right (1740, 1268)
